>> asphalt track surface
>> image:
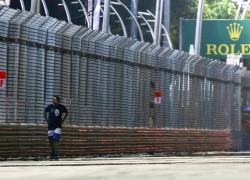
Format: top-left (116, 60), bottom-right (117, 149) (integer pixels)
top-left (1, 154), bottom-right (250, 180)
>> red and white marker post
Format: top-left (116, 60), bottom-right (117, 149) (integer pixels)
top-left (154, 91), bottom-right (162, 104)
top-left (0, 71), bottom-right (6, 88)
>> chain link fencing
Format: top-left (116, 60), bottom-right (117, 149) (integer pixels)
top-left (0, 6), bottom-right (248, 131)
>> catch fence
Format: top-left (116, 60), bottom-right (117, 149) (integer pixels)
top-left (0, 6), bottom-right (247, 131)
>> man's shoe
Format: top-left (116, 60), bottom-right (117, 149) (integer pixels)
top-left (50, 150), bottom-right (55, 159)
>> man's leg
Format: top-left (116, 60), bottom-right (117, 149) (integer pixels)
top-left (52, 140), bottom-right (59, 159)
top-left (48, 130), bottom-right (55, 159)
top-left (49, 140), bottom-right (55, 159)
top-left (52, 128), bottom-right (61, 159)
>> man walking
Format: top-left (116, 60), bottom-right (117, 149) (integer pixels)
top-left (44, 95), bottom-right (68, 160)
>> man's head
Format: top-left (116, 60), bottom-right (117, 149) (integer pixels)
top-left (53, 95), bottom-right (60, 105)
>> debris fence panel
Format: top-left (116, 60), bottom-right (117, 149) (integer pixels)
top-left (0, 6), bottom-right (247, 131)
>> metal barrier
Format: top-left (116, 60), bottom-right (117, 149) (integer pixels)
top-left (0, 124), bottom-right (233, 158)
top-left (0, 6), bottom-right (247, 132)
top-left (240, 71), bottom-right (250, 150)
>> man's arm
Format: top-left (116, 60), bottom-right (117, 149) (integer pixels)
top-left (43, 110), bottom-right (48, 123)
top-left (62, 111), bottom-right (68, 125)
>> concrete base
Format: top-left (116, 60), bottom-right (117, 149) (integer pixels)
top-left (1, 155), bottom-right (250, 179)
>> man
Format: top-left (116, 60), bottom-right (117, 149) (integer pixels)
top-left (44, 95), bottom-right (68, 160)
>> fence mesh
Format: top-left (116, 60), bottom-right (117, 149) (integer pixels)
top-left (0, 6), bottom-right (247, 130)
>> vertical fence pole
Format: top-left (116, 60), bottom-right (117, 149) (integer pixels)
top-left (153, 0), bottom-right (163, 45)
top-left (102, 0), bottom-right (111, 33)
top-left (194, 0), bottom-right (204, 56)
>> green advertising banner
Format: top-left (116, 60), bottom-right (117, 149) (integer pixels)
top-left (181, 19), bottom-right (250, 61)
